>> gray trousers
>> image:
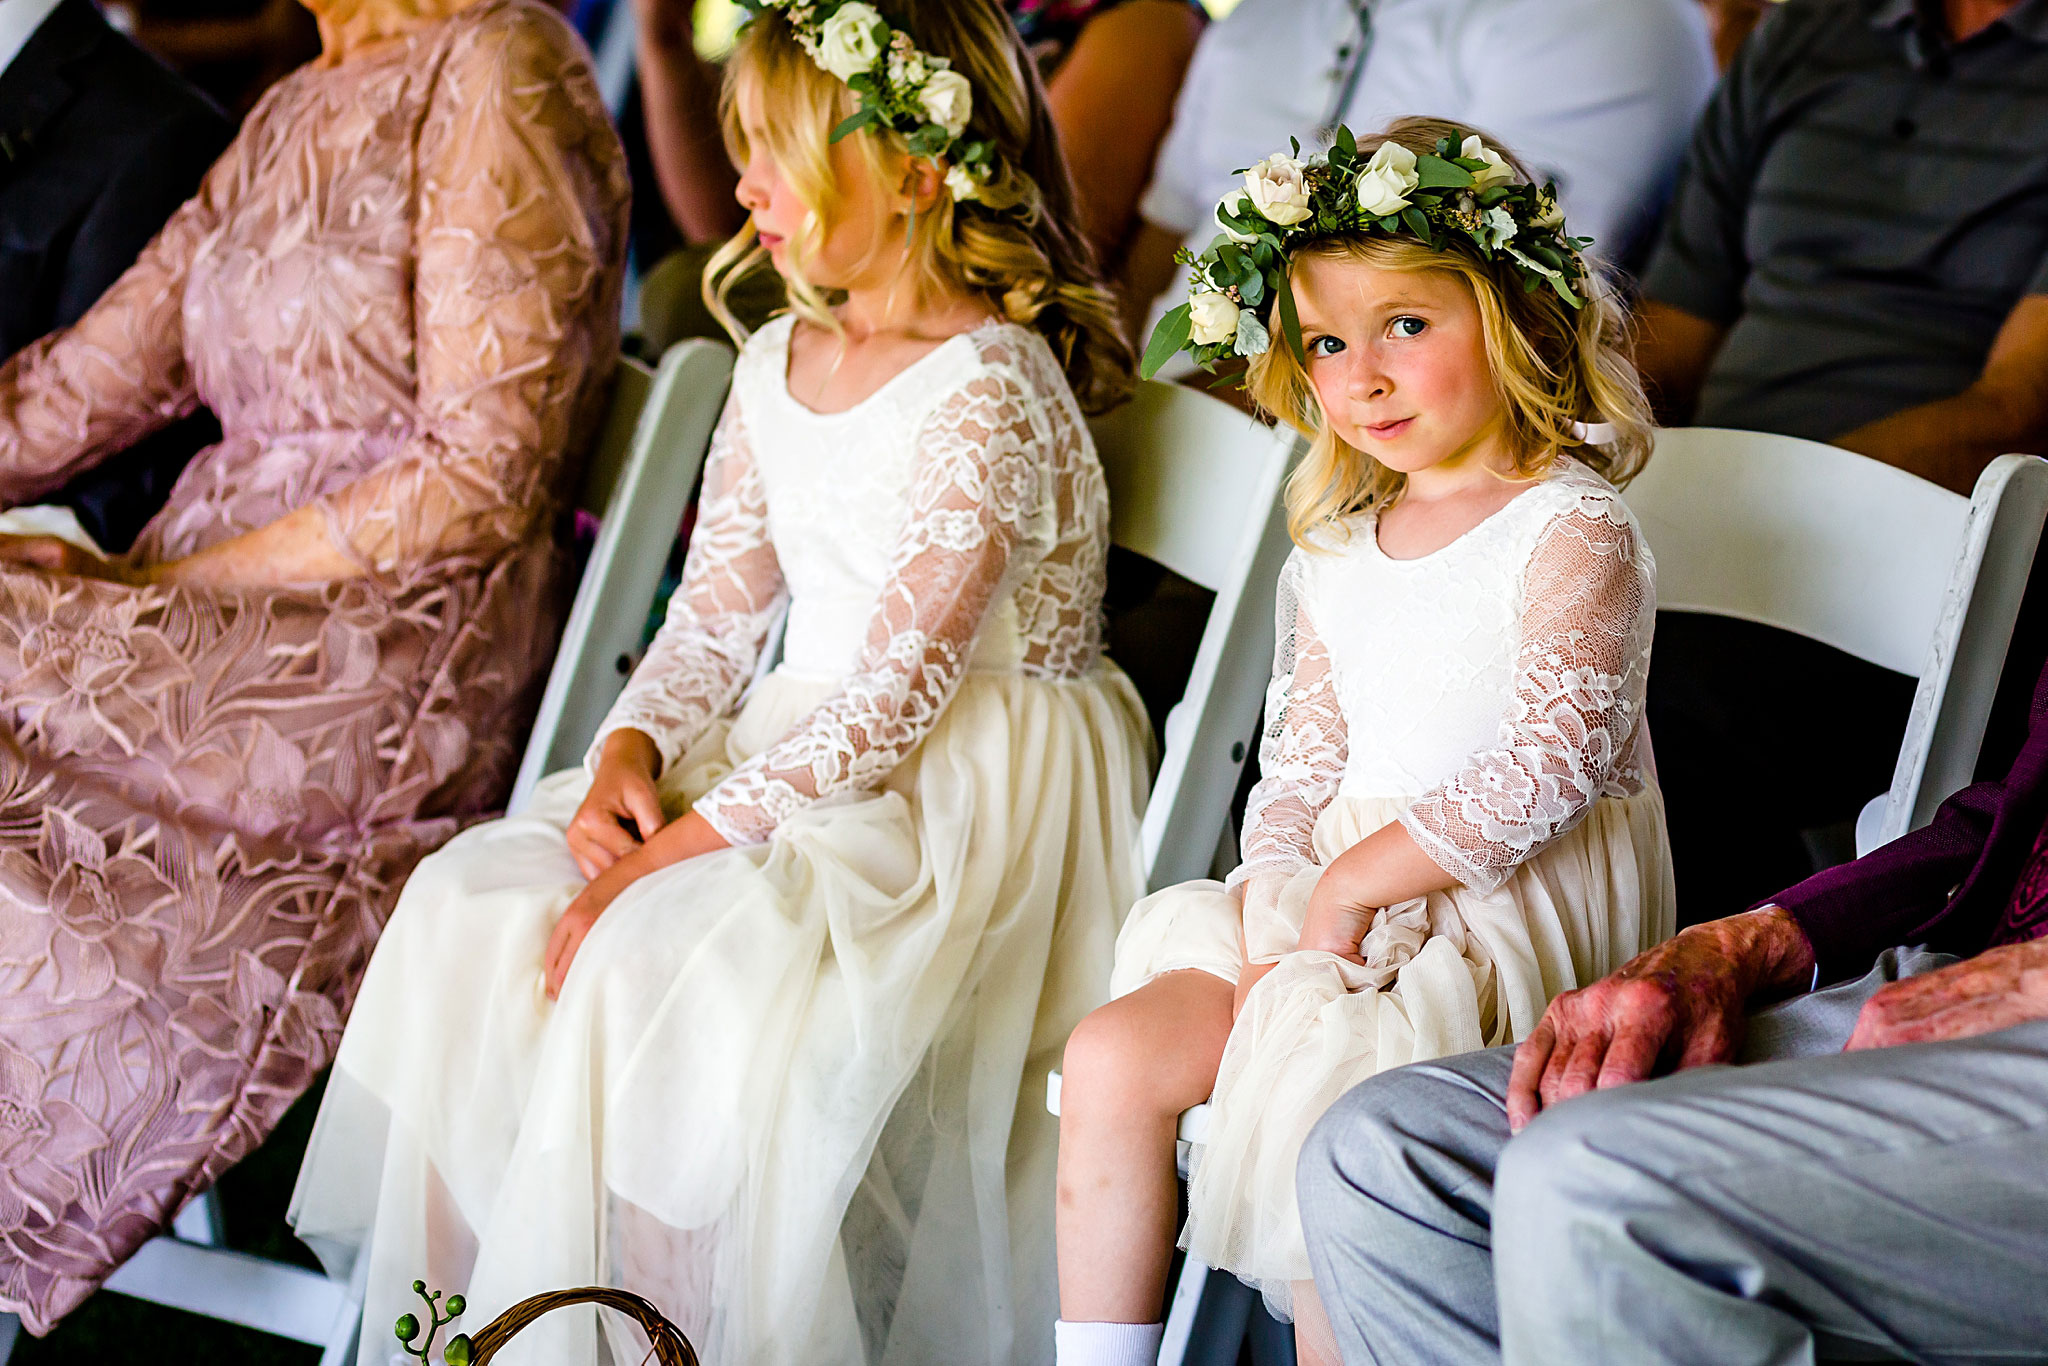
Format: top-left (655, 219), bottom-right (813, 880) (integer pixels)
top-left (1298, 948), bottom-right (2048, 1365)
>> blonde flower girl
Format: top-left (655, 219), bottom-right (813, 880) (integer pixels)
top-left (291, 3), bottom-right (1152, 1362)
top-left (1053, 118), bottom-right (1676, 1366)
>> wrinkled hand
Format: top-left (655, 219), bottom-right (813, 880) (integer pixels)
top-left (0, 534), bottom-right (140, 583)
top-left (1844, 939), bottom-right (2048, 1051)
top-left (567, 730), bottom-right (666, 880)
top-left (1506, 905), bottom-right (1815, 1132)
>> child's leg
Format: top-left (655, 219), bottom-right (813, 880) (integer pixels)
top-left (1292, 1280), bottom-right (1341, 1366)
top-left (1056, 968), bottom-right (1235, 1325)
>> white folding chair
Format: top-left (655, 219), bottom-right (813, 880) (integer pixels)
top-left (510, 338), bottom-right (736, 810)
top-left (1625, 430), bottom-right (2048, 858)
top-left (1046, 379), bottom-right (1301, 1366)
top-left (40, 344), bottom-right (736, 1366)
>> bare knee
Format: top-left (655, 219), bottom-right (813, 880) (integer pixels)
top-left (1061, 973), bottom-right (1231, 1122)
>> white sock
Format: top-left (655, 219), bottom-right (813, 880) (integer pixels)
top-left (1054, 1319), bottom-right (1165, 1366)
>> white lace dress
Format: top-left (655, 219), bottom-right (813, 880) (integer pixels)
top-left (1112, 458), bottom-right (1674, 1318)
top-left (290, 315), bottom-right (1152, 1366)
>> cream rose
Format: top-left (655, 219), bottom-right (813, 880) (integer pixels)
top-left (944, 163), bottom-right (980, 203)
top-left (1460, 135), bottom-right (1517, 191)
top-left (817, 3), bottom-right (883, 80)
top-left (1242, 154), bottom-right (1313, 226)
top-left (1188, 291), bottom-right (1242, 346)
top-left (1215, 190), bottom-right (1259, 244)
top-left (1355, 141), bottom-right (1419, 217)
top-left (919, 68), bottom-right (973, 138)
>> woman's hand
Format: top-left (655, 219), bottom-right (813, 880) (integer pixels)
top-left (543, 807), bottom-right (732, 999)
top-left (0, 534), bottom-right (144, 583)
top-left (567, 730), bottom-right (667, 880)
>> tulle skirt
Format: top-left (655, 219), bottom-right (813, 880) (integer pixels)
top-left (1110, 787), bottom-right (1673, 1319)
top-left (290, 663), bottom-right (1151, 1366)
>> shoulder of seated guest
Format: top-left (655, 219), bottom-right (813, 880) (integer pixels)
top-left (435, 0), bottom-right (592, 94)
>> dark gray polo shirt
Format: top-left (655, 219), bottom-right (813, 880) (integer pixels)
top-left (1642, 0), bottom-right (2048, 441)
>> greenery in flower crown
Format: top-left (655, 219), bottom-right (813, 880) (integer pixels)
top-left (1142, 125), bottom-right (1594, 379)
top-left (735, 0), bottom-right (999, 203)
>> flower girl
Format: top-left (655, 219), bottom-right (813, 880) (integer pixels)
top-left (1053, 118), bottom-right (1675, 1366)
top-left (291, 3), bottom-right (1152, 1361)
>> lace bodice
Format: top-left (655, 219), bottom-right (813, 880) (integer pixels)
top-left (1233, 459), bottom-right (1654, 897)
top-left (591, 314), bottom-right (1110, 845)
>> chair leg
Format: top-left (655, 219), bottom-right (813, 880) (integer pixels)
top-left (172, 1188), bottom-right (226, 1247)
top-left (0, 1311), bottom-right (18, 1365)
top-left (1160, 1260), bottom-right (1255, 1366)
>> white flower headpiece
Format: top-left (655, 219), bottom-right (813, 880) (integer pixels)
top-left (1146, 125), bottom-right (1594, 377)
top-left (737, 0), bottom-right (997, 203)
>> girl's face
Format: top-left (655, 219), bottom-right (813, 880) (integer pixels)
top-left (732, 78), bottom-right (907, 292)
top-left (1290, 255), bottom-right (1508, 477)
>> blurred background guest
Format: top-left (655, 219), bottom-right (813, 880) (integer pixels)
top-left (0, 0), bottom-right (626, 1335)
top-left (1120, 0), bottom-right (1718, 346)
top-left (0, 0), bottom-right (230, 550)
top-left (630, 0), bottom-right (1204, 350)
top-left (1636, 0), bottom-right (2048, 919)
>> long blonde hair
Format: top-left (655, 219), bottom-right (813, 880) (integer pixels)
top-left (1247, 118), bottom-right (1652, 547)
top-left (705, 0), bottom-right (1133, 414)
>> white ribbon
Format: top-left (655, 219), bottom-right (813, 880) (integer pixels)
top-left (1570, 421), bottom-right (1617, 446)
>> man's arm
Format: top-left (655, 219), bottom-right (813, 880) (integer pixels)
top-left (1834, 295), bottom-right (2048, 495)
top-left (1633, 298), bottom-right (1726, 425)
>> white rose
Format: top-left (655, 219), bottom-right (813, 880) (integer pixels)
top-left (1242, 154), bottom-right (1313, 227)
top-left (919, 68), bottom-right (973, 138)
top-left (817, 2), bottom-right (884, 80)
top-left (944, 163), bottom-right (980, 203)
top-left (1532, 192), bottom-right (1566, 231)
top-left (1215, 190), bottom-right (1259, 244)
top-left (1355, 141), bottom-right (1419, 217)
top-left (1188, 291), bottom-right (1242, 346)
top-left (1459, 134), bottom-right (1517, 190)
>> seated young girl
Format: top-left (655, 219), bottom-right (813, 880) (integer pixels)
top-left (1054, 118), bottom-right (1675, 1366)
top-left (290, 3), bottom-right (1151, 1361)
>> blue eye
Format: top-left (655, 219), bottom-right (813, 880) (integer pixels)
top-left (1389, 316), bottom-right (1427, 339)
top-left (1307, 335), bottom-right (1346, 357)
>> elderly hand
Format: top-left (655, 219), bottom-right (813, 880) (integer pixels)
top-left (1505, 905), bottom-right (1815, 1132)
top-left (1844, 939), bottom-right (2048, 1051)
top-left (567, 729), bottom-right (667, 880)
top-left (0, 534), bottom-right (142, 583)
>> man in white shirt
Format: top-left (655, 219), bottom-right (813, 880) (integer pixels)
top-left (1123, 0), bottom-right (1716, 334)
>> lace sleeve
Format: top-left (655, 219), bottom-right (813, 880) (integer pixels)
top-left (586, 396), bottom-right (784, 774)
top-left (1225, 551), bottom-right (1348, 893)
top-left (1400, 496), bottom-right (1654, 894)
top-left (0, 152), bottom-right (229, 503)
top-left (692, 360), bottom-right (1051, 845)
top-left (307, 7), bottom-right (627, 585)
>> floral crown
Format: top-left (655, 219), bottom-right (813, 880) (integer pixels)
top-left (1142, 126), bottom-right (1593, 378)
top-left (736, 0), bottom-right (998, 204)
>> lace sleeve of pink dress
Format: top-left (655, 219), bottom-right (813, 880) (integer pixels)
top-left (586, 395), bottom-right (787, 774)
top-left (1399, 491), bottom-right (1656, 895)
top-left (691, 355), bottom-right (1056, 847)
top-left (0, 152), bottom-right (229, 496)
top-left (305, 16), bottom-right (622, 584)
top-left (1224, 548), bottom-right (1348, 907)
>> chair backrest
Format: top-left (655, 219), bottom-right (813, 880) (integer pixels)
top-left (1090, 381), bottom-right (1300, 891)
top-left (510, 340), bottom-right (737, 810)
top-left (1627, 428), bottom-right (2048, 840)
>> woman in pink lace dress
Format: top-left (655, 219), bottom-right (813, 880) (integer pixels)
top-left (0, 0), bottom-right (628, 1332)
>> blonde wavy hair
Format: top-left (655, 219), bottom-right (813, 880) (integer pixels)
top-left (1247, 117), bottom-right (1652, 547)
top-left (705, 0), bottom-right (1133, 414)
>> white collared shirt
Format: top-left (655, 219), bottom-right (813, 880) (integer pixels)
top-left (1139, 0), bottom-right (1717, 263)
top-left (0, 0), bottom-right (67, 77)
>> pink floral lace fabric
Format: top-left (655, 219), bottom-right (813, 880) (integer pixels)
top-left (0, 0), bottom-right (626, 1330)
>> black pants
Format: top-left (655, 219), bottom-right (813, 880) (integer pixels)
top-left (1648, 612), bottom-right (1916, 926)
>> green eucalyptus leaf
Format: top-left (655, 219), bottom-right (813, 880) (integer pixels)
top-left (1335, 124), bottom-right (1357, 160)
top-left (829, 108), bottom-right (878, 143)
top-left (1274, 266), bottom-right (1306, 364)
top-left (1140, 304), bottom-right (1193, 379)
top-left (1215, 242), bottom-right (1248, 282)
top-left (1401, 206), bottom-right (1432, 243)
top-left (1414, 155), bottom-right (1473, 190)
top-left (1239, 269), bottom-right (1264, 306)
top-left (1378, 215), bottom-right (1399, 232)
top-left (1549, 274), bottom-right (1584, 307)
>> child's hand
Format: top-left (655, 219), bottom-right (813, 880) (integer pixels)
top-left (1296, 879), bottom-right (1374, 965)
top-left (568, 730), bottom-right (666, 880)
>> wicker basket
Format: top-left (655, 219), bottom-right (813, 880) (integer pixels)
top-left (406, 1287), bottom-right (699, 1366)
